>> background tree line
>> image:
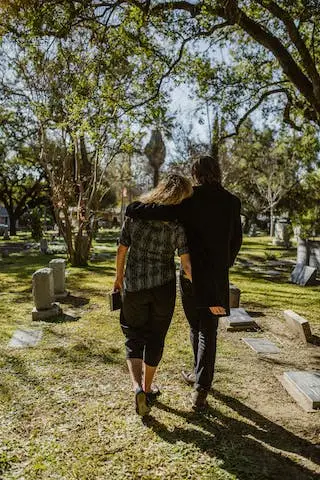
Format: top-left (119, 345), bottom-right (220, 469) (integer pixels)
top-left (0, 0), bottom-right (319, 265)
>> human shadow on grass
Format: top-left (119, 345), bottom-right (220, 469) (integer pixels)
top-left (58, 294), bottom-right (89, 308)
top-left (144, 392), bottom-right (319, 480)
top-left (39, 313), bottom-right (81, 323)
top-left (47, 343), bottom-right (122, 364)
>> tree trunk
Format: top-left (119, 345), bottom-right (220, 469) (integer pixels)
top-left (269, 205), bottom-right (275, 237)
top-left (9, 214), bottom-right (17, 236)
top-left (72, 232), bottom-right (91, 266)
top-left (153, 167), bottom-right (159, 187)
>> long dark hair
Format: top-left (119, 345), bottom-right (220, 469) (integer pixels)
top-left (191, 155), bottom-right (222, 185)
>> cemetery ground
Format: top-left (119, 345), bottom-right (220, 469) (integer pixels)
top-left (0, 233), bottom-right (319, 480)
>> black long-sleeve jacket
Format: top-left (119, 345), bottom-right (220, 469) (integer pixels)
top-left (126, 183), bottom-right (242, 315)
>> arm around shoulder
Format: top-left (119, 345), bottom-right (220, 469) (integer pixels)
top-left (125, 201), bottom-right (180, 221)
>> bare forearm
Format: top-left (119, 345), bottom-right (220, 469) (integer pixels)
top-left (114, 244), bottom-right (128, 290)
top-left (180, 253), bottom-right (192, 282)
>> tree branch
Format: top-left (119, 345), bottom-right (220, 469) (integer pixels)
top-left (121, 21), bottom-right (229, 115)
top-left (257, 0), bottom-right (320, 103)
top-left (220, 88), bottom-right (288, 141)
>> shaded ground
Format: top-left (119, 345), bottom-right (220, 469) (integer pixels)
top-left (0, 234), bottom-right (319, 479)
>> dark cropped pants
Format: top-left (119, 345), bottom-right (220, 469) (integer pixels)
top-left (180, 275), bottom-right (219, 392)
top-left (120, 280), bottom-right (176, 367)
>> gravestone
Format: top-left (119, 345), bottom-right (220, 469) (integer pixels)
top-left (290, 264), bottom-right (317, 286)
top-left (248, 224), bottom-right (257, 237)
top-left (3, 229), bottom-right (9, 240)
top-left (242, 337), bottom-right (280, 354)
top-left (223, 308), bottom-right (255, 331)
top-left (8, 329), bottom-right (43, 348)
top-left (32, 268), bottom-right (62, 320)
top-left (296, 238), bottom-right (309, 265)
top-left (309, 240), bottom-right (320, 273)
top-left (273, 218), bottom-right (291, 248)
top-left (280, 371), bottom-right (320, 411)
top-left (229, 284), bottom-right (241, 308)
top-left (40, 238), bottom-right (48, 254)
top-left (49, 258), bottom-right (68, 298)
top-left (283, 310), bottom-right (313, 343)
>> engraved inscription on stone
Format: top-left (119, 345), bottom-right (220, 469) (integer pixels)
top-left (242, 337), bottom-right (280, 354)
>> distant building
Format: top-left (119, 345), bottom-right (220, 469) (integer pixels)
top-left (0, 206), bottom-right (19, 230)
top-left (0, 206), bottom-right (9, 226)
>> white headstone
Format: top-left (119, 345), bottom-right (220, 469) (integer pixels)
top-left (40, 238), bottom-right (48, 254)
top-left (49, 258), bottom-right (66, 294)
top-left (32, 268), bottom-right (54, 310)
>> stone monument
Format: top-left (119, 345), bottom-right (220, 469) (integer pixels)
top-left (40, 238), bottom-right (48, 254)
top-left (229, 284), bottom-right (241, 308)
top-left (32, 268), bottom-right (62, 320)
top-left (273, 217), bottom-right (291, 248)
top-left (49, 258), bottom-right (68, 298)
top-left (309, 240), bottom-right (320, 273)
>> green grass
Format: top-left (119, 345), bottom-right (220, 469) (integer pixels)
top-left (0, 233), bottom-right (319, 479)
top-left (230, 236), bottom-right (320, 325)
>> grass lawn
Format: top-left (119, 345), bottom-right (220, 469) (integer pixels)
top-left (0, 233), bottom-right (319, 479)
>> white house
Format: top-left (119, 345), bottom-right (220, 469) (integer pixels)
top-left (0, 206), bottom-right (9, 226)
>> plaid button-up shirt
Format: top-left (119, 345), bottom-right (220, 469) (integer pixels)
top-left (120, 217), bottom-right (189, 292)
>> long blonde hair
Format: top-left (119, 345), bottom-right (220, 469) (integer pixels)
top-left (140, 174), bottom-right (193, 205)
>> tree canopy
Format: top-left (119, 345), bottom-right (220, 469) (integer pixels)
top-left (2, 0), bottom-right (320, 136)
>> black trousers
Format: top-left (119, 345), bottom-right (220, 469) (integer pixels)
top-left (120, 280), bottom-right (176, 367)
top-left (180, 275), bottom-right (219, 392)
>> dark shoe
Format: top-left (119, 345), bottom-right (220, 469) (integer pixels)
top-left (190, 389), bottom-right (208, 411)
top-left (146, 386), bottom-right (161, 405)
top-left (181, 370), bottom-right (196, 386)
top-left (135, 388), bottom-right (150, 416)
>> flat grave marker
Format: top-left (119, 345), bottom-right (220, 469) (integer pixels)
top-left (223, 308), bottom-right (256, 331)
top-left (280, 371), bottom-right (320, 411)
top-left (8, 329), bottom-right (43, 348)
top-left (242, 337), bottom-right (281, 354)
top-left (283, 310), bottom-right (313, 343)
